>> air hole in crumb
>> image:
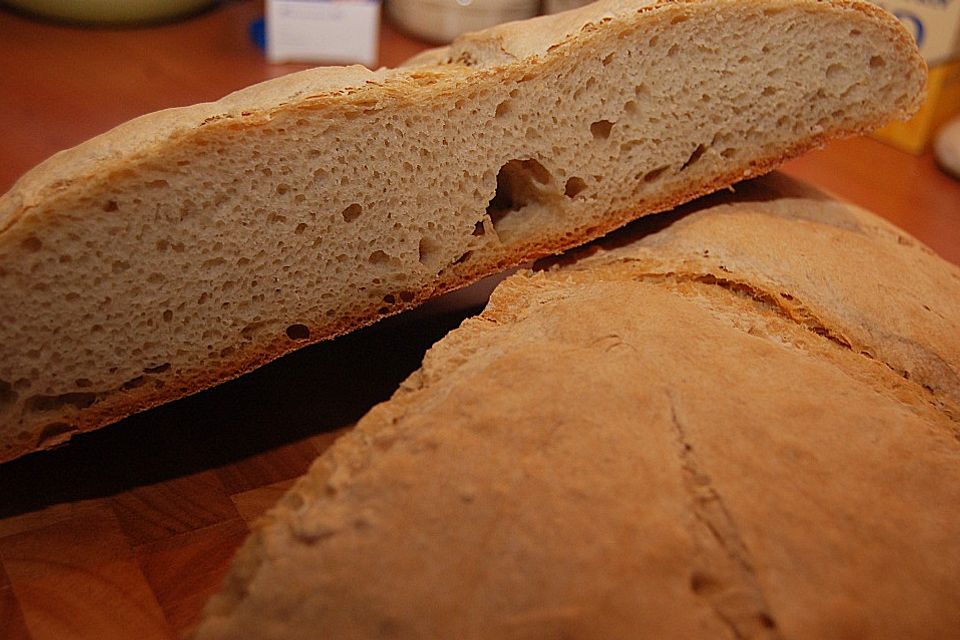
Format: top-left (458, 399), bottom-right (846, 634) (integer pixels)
top-left (453, 251), bottom-right (472, 265)
top-left (486, 158), bottom-right (555, 234)
top-left (103, 200), bottom-right (119, 212)
top-left (419, 237), bottom-right (440, 265)
top-left (564, 177), bottom-right (587, 198)
top-left (122, 376), bottom-right (146, 390)
top-left (590, 119), bottom-right (614, 139)
top-left (286, 324), bottom-right (310, 340)
top-left (761, 86), bottom-right (776, 97)
top-left (850, 28), bottom-right (861, 36)
top-left (0, 380), bottom-right (17, 412)
top-left (602, 52), bottom-right (615, 66)
top-left (146, 179), bottom-right (169, 189)
top-left (670, 14), bottom-right (689, 24)
top-left (36, 422), bottom-right (78, 447)
top-left (295, 223), bottom-right (308, 235)
top-left (143, 362), bottom-right (171, 374)
top-left (25, 392), bottom-right (97, 413)
top-left (21, 236), bottom-right (42, 252)
top-left (162, 310), bottom-right (173, 322)
top-left (369, 250), bottom-right (390, 265)
top-left (826, 63), bottom-right (844, 79)
top-left (382, 294), bottom-right (396, 304)
top-left (342, 203), bottom-right (363, 222)
top-left (75, 378), bottom-right (92, 388)
top-left (667, 43), bottom-right (679, 56)
top-left (241, 321), bottom-right (266, 340)
top-left (472, 220), bottom-right (486, 236)
top-left (399, 291), bottom-right (415, 302)
top-left (680, 144), bottom-right (707, 171)
top-left (869, 55), bottom-right (885, 68)
top-left (642, 165), bottom-right (670, 182)
top-left (495, 99), bottom-right (511, 117)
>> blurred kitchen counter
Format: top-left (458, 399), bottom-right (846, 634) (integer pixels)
top-left (1, 0), bottom-right (957, 266)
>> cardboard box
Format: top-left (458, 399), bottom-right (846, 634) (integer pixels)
top-left (870, 0), bottom-right (960, 153)
top-left (266, 0), bottom-right (381, 67)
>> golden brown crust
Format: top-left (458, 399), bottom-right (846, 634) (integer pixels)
top-left (197, 173), bottom-right (960, 639)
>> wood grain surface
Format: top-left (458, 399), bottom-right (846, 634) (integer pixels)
top-left (0, 2), bottom-right (958, 638)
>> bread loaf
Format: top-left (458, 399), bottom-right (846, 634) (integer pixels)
top-left (0, 0), bottom-right (924, 461)
top-left (197, 173), bottom-right (960, 640)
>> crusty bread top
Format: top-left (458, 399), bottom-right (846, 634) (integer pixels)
top-left (196, 173), bottom-right (960, 639)
top-left (0, 0), bottom-right (922, 235)
top-left (0, 65), bottom-right (384, 234)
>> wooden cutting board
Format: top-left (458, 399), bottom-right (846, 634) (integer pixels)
top-left (0, 304), bottom-right (480, 640)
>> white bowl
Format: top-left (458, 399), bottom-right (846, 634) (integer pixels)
top-left (388, 0), bottom-right (539, 44)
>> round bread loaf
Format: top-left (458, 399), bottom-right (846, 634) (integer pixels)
top-left (0, 0), bottom-right (925, 463)
top-left (197, 173), bottom-right (960, 639)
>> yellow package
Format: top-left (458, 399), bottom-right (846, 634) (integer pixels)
top-left (870, 0), bottom-right (960, 153)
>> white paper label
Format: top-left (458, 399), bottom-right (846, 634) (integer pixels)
top-left (871, 0), bottom-right (960, 64)
top-left (267, 0), bottom-right (381, 67)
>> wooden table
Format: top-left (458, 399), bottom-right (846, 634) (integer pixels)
top-left (0, 2), bottom-right (957, 639)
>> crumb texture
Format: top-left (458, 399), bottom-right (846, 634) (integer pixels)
top-left (197, 173), bottom-right (960, 640)
top-left (0, 0), bottom-right (925, 461)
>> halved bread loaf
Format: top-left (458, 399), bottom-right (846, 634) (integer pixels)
top-left (0, 0), bottom-right (924, 461)
top-left (197, 173), bottom-right (960, 640)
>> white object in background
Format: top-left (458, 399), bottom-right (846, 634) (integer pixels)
top-left (267, 0), bottom-right (381, 67)
top-left (934, 117), bottom-right (960, 181)
top-left (543, 0), bottom-right (592, 14)
top-left (387, 0), bottom-right (539, 44)
top-left (870, 0), bottom-right (960, 66)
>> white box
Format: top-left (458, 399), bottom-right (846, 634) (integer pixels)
top-left (267, 0), bottom-right (381, 67)
top-left (871, 0), bottom-right (960, 65)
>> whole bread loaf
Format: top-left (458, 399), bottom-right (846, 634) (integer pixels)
top-left (197, 173), bottom-right (960, 640)
top-left (0, 0), bottom-right (924, 461)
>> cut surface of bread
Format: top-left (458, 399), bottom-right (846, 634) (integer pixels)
top-left (0, 0), bottom-right (924, 461)
top-left (197, 173), bottom-right (960, 640)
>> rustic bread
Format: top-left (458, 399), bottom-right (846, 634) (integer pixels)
top-left (197, 173), bottom-right (960, 640)
top-left (0, 0), bottom-right (924, 462)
